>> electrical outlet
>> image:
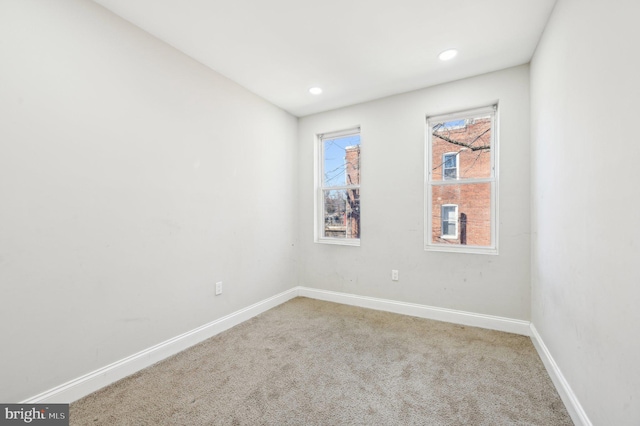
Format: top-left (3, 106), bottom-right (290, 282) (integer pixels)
top-left (391, 270), bottom-right (399, 281)
top-left (215, 281), bottom-right (222, 295)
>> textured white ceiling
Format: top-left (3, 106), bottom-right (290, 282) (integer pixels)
top-left (91, 0), bottom-right (557, 117)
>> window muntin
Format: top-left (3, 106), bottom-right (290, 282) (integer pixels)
top-left (316, 128), bottom-right (361, 245)
top-left (426, 106), bottom-right (497, 254)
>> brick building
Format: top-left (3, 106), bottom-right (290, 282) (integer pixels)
top-left (344, 145), bottom-right (360, 238)
top-left (430, 117), bottom-right (492, 246)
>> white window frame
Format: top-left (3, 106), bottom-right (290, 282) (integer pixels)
top-left (442, 152), bottom-right (459, 180)
top-left (315, 127), bottom-right (361, 246)
top-left (441, 204), bottom-right (458, 239)
top-left (425, 105), bottom-right (499, 255)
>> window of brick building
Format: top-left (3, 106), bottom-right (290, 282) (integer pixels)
top-left (441, 204), bottom-right (458, 238)
top-left (426, 105), bottom-right (498, 254)
top-left (443, 153), bottom-right (459, 180)
top-left (316, 128), bottom-right (360, 245)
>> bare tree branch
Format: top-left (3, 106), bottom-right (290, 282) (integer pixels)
top-left (432, 128), bottom-right (491, 151)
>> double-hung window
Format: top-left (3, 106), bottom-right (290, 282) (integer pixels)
top-left (316, 128), bottom-right (361, 245)
top-left (426, 105), bottom-right (498, 254)
top-left (441, 204), bottom-right (458, 238)
top-left (443, 153), bottom-right (459, 180)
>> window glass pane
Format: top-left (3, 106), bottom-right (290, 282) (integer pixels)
top-left (432, 183), bottom-right (491, 246)
top-left (323, 189), bottom-right (360, 239)
top-left (442, 221), bottom-right (455, 237)
top-left (444, 167), bottom-right (457, 180)
top-left (323, 134), bottom-right (360, 187)
top-left (443, 119), bottom-right (466, 128)
top-left (443, 206), bottom-right (456, 220)
top-left (431, 115), bottom-right (492, 181)
top-left (444, 154), bottom-right (456, 168)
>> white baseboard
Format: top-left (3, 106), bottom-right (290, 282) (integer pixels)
top-left (296, 287), bottom-right (531, 336)
top-left (21, 285), bottom-right (535, 405)
top-left (22, 288), bottom-right (298, 404)
top-left (529, 324), bottom-right (592, 426)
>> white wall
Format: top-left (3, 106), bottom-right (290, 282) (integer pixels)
top-left (0, 0), bottom-right (298, 402)
top-left (298, 65), bottom-right (531, 320)
top-left (530, 0), bottom-right (640, 424)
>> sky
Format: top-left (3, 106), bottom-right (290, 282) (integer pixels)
top-left (323, 134), bottom-right (360, 187)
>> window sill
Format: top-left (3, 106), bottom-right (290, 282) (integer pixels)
top-left (316, 238), bottom-right (360, 247)
top-left (425, 244), bottom-right (498, 255)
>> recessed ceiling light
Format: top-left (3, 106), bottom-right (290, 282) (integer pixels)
top-left (309, 87), bottom-right (323, 95)
top-left (438, 49), bottom-right (458, 61)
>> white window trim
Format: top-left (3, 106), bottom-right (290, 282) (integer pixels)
top-left (315, 127), bottom-right (361, 246)
top-left (441, 204), bottom-right (458, 239)
top-left (442, 152), bottom-right (459, 180)
top-left (425, 105), bottom-right (499, 255)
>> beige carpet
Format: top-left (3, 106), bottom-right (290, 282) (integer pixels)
top-left (70, 297), bottom-right (572, 425)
